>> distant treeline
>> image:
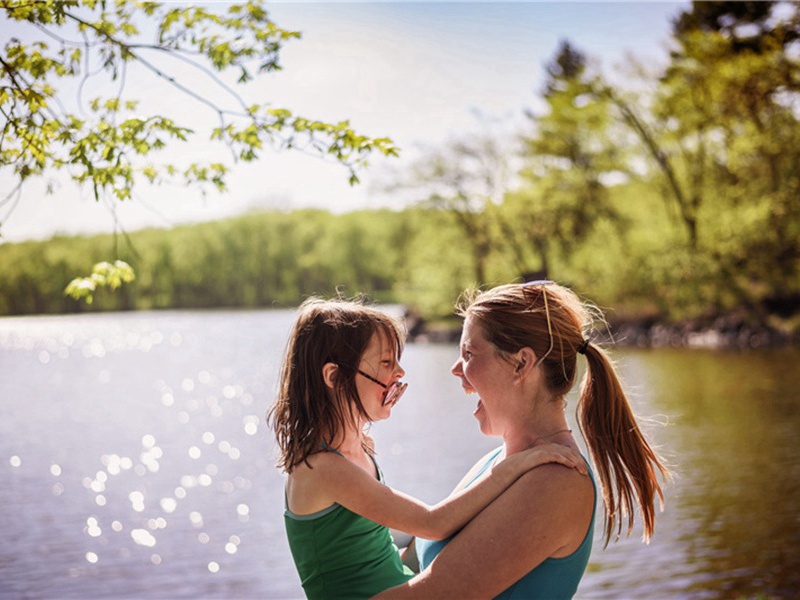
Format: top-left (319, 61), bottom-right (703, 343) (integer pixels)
top-left (0, 186), bottom-right (797, 337)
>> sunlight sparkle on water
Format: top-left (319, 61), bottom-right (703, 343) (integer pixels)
top-left (50, 464), bottom-right (61, 476)
top-left (208, 561), bottom-right (219, 573)
top-left (131, 528), bottom-right (156, 547)
top-left (129, 491), bottom-right (145, 512)
top-left (85, 552), bottom-right (98, 564)
top-left (10, 455), bottom-right (21, 467)
top-left (243, 415), bottom-right (259, 435)
top-left (181, 475), bottom-right (197, 488)
top-left (86, 517), bottom-right (102, 537)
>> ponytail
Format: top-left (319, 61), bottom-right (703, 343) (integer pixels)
top-left (578, 342), bottom-right (669, 546)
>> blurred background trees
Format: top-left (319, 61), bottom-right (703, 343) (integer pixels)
top-left (1, 1), bottom-right (798, 336)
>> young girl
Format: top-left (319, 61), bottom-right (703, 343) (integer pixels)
top-left (268, 297), bottom-right (588, 599)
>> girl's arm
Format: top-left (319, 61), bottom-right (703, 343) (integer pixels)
top-left (313, 443), bottom-right (585, 541)
top-left (374, 464), bottom-right (595, 598)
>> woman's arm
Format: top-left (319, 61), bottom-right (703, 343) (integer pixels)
top-left (374, 464), bottom-right (595, 598)
top-left (315, 444), bottom-right (585, 541)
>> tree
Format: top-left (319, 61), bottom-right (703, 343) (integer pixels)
top-left (607, 1), bottom-right (800, 313)
top-left (506, 40), bottom-right (624, 278)
top-left (0, 0), bottom-right (398, 299)
top-left (389, 124), bottom-right (512, 286)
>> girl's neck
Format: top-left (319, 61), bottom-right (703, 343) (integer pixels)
top-left (327, 421), bottom-right (366, 456)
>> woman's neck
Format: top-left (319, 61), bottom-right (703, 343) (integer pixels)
top-left (502, 395), bottom-right (572, 456)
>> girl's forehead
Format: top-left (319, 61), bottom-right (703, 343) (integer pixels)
top-left (365, 328), bottom-right (395, 355)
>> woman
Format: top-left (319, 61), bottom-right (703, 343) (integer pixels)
top-left (377, 281), bottom-right (669, 599)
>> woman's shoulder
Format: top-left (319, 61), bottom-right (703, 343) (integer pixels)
top-left (452, 446), bottom-right (504, 492)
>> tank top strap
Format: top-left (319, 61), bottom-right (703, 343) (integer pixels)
top-left (465, 446), bottom-right (504, 487)
top-left (320, 441), bottom-right (344, 457)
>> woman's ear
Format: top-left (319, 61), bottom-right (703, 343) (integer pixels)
top-left (322, 362), bottom-right (338, 389)
top-left (513, 347), bottom-right (537, 381)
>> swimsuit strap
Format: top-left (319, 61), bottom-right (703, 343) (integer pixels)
top-left (320, 441), bottom-right (344, 457)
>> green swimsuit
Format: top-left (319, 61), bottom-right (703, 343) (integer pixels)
top-left (284, 452), bottom-right (413, 599)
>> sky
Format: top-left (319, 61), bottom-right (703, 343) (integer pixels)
top-left (0, 1), bottom-right (689, 243)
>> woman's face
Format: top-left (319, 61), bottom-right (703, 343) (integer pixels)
top-left (356, 330), bottom-right (405, 422)
top-left (451, 315), bottom-right (515, 437)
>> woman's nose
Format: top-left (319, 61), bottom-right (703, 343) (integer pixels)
top-left (451, 358), bottom-right (462, 377)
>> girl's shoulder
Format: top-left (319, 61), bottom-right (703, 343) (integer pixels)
top-left (286, 451), bottom-right (349, 515)
top-left (290, 450), bottom-right (340, 478)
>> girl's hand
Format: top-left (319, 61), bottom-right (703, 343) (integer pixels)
top-left (511, 442), bottom-right (588, 475)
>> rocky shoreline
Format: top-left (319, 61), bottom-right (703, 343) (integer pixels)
top-left (405, 311), bottom-right (799, 350)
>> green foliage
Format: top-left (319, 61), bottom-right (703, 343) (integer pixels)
top-left (0, 0), bottom-right (398, 218)
top-left (64, 259), bottom-right (134, 304)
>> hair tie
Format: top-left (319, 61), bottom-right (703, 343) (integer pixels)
top-left (576, 339), bottom-right (590, 355)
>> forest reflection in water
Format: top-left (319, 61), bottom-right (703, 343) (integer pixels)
top-left (0, 310), bottom-right (797, 598)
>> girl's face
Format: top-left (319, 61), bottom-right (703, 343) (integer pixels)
top-left (451, 315), bottom-right (516, 437)
top-left (356, 330), bottom-right (405, 422)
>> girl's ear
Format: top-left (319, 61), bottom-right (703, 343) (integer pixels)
top-left (513, 347), bottom-right (537, 382)
top-left (322, 362), bottom-right (338, 389)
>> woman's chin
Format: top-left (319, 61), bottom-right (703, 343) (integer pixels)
top-left (473, 399), bottom-right (489, 431)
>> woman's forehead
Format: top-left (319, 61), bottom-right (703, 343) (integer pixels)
top-left (461, 315), bottom-right (488, 345)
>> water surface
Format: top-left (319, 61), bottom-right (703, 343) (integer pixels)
top-left (1, 310), bottom-right (798, 598)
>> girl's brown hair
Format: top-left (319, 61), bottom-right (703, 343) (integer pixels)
top-left (458, 282), bottom-right (669, 546)
top-left (268, 297), bottom-right (406, 473)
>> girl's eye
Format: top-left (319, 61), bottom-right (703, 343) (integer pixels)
top-left (463, 350), bottom-right (472, 359)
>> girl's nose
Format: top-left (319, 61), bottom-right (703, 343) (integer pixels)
top-left (395, 363), bottom-right (406, 379)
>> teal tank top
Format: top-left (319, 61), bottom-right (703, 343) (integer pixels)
top-left (416, 447), bottom-right (596, 600)
top-left (284, 453), bottom-right (413, 599)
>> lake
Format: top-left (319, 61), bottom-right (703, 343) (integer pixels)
top-left (1, 309), bottom-right (798, 598)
